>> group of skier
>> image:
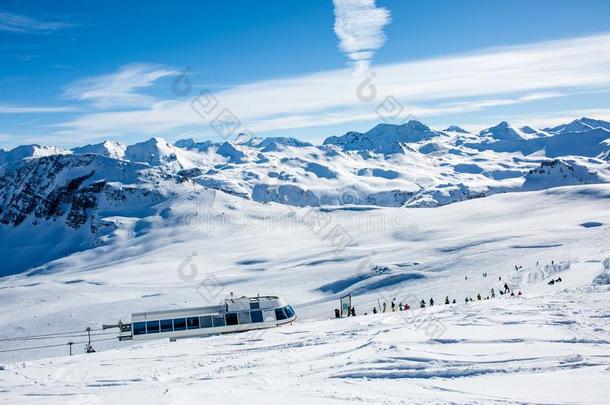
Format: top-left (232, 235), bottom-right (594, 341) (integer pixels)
top-left (334, 271), bottom-right (532, 318)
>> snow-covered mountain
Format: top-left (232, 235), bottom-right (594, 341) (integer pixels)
top-left (72, 140), bottom-right (126, 159)
top-left (0, 117), bottom-right (609, 274)
top-left (0, 144), bottom-right (70, 166)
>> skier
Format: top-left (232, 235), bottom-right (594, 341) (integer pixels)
top-left (404, 303), bottom-right (410, 310)
top-left (420, 299), bottom-right (426, 308)
top-left (334, 308), bottom-right (340, 318)
top-left (465, 297), bottom-right (469, 303)
top-left (399, 302), bottom-right (403, 311)
top-left (518, 291), bottom-right (522, 296)
top-left (429, 297), bottom-right (434, 307)
top-left (556, 277), bottom-right (562, 283)
top-left (373, 307), bottom-right (378, 314)
top-left (548, 279), bottom-right (555, 285)
top-left (391, 299), bottom-right (396, 312)
top-left (477, 293), bottom-right (481, 301)
top-left (351, 307), bottom-right (356, 316)
top-left (382, 302), bottom-right (387, 313)
top-left (491, 288), bottom-right (495, 298)
top-left (452, 299), bottom-right (456, 304)
top-left (503, 283), bottom-right (510, 294)
top-left (445, 296), bottom-right (450, 305)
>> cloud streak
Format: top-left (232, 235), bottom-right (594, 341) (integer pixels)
top-left (0, 12), bottom-right (75, 33)
top-left (0, 104), bottom-right (78, 113)
top-left (332, 0), bottom-right (391, 72)
top-left (63, 63), bottom-right (178, 109)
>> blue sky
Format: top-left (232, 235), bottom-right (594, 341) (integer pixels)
top-left (1, 0), bottom-right (610, 148)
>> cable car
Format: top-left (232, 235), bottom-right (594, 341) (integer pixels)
top-left (120, 295), bottom-right (296, 341)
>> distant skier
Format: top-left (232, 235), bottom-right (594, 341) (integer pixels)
top-left (399, 302), bottom-right (403, 311)
top-left (429, 297), bottom-right (434, 307)
top-left (503, 283), bottom-right (510, 294)
top-left (351, 307), bottom-right (356, 317)
top-left (548, 279), bottom-right (555, 285)
top-left (491, 288), bottom-right (495, 298)
top-left (452, 299), bottom-right (456, 304)
top-left (404, 303), bottom-right (410, 310)
top-left (556, 277), bottom-right (562, 283)
top-left (373, 307), bottom-right (378, 314)
top-left (445, 296), bottom-right (450, 305)
top-left (391, 299), bottom-right (396, 312)
top-left (382, 302), bottom-right (387, 313)
top-left (477, 293), bottom-right (481, 301)
top-left (334, 308), bottom-right (340, 318)
top-left (420, 299), bottom-right (426, 308)
top-left (518, 291), bottom-right (522, 296)
top-left (465, 297), bottom-right (469, 303)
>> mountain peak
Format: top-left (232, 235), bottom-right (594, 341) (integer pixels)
top-left (479, 121), bottom-right (524, 141)
top-left (72, 140), bottom-right (126, 159)
top-left (544, 117), bottom-right (610, 134)
top-left (443, 125), bottom-right (469, 133)
top-left (124, 137), bottom-right (179, 166)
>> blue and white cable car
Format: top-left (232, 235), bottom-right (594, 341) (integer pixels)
top-left (122, 295), bottom-right (296, 341)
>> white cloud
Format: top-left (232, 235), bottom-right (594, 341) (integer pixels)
top-left (332, 0), bottom-right (391, 72)
top-left (0, 12), bottom-right (74, 33)
top-left (0, 104), bottom-right (78, 113)
top-left (54, 32), bottom-right (610, 139)
top-left (63, 63), bottom-right (178, 108)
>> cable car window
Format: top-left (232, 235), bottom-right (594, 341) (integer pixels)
top-left (275, 308), bottom-right (287, 320)
top-left (225, 313), bottom-right (238, 326)
top-left (263, 309), bottom-right (276, 322)
top-left (173, 318), bottom-right (186, 331)
top-left (133, 322), bottom-right (146, 335)
top-left (284, 306), bottom-right (295, 318)
top-left (238, 311), bottom-right (251, 324)
top-left (200, 315), bottom-right (213, 328)
top-left (160, 319), bottom-right (173, 332)
top-left (250, 302), bottom-right (260, 310)
top-left (251, 310), bottom-right (264, 323)
top-left (146, 320), bottom-right (160, 334)
top-left (187, 316), bottom-right (200, 329)
top-left (213, 315), bottom-right (226, 327)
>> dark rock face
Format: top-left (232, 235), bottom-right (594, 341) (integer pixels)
top-left (0, 154), bottom-right (162, 231)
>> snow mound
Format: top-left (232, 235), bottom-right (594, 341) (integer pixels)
top-left (592, 258), bottom-right (610, 285)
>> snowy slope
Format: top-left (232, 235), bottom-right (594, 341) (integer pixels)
top-left (1, 184), bottom-right (609, 358)
top-left (1, 241), bottom-right (610, 404)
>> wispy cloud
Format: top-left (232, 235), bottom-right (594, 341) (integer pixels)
top-left (0, 12), bottom-right (75, 34)
top-left (332, 0), bottom-right (391, 72)
top-left (54, 32), bottom-right (610, 139)
top-left (63, 63), bottom-right (178, 109)
top-left (0, 104), bottom-right (78, 113)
